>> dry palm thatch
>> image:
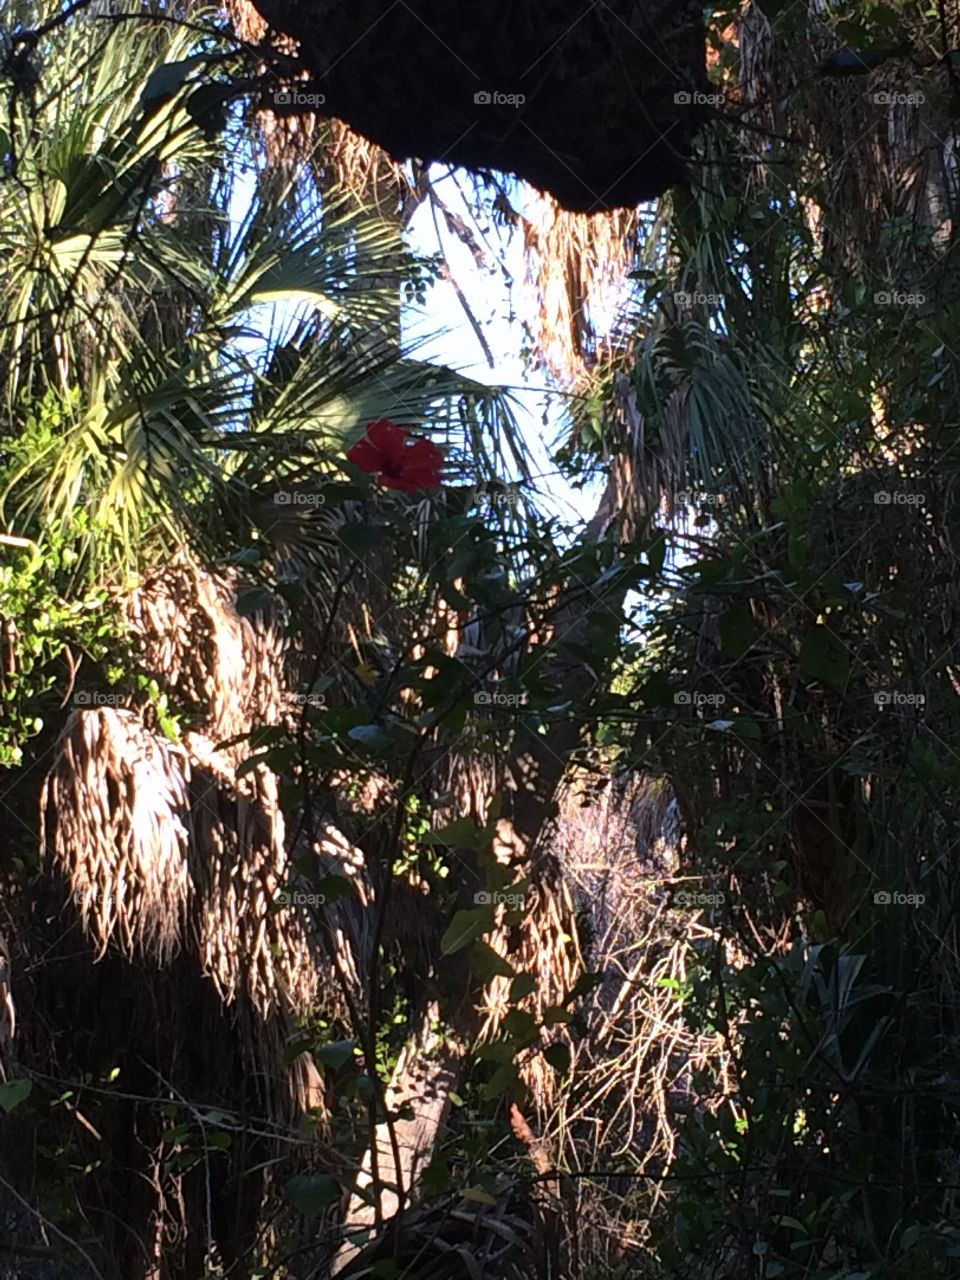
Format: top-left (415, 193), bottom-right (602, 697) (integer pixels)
top-left (126, 563), bottom-right (289, 744)
top-left (521, 195), bottom-right (641, 386)
top-left (476, 866), bottom-right (583, 1110)
top-left (40, 563), bottom-right (333, 1122)
top-left (532, 776), bottom-right (728, 1266)
top-left (41, 709), bottom-right (192, 965)
top-left (229, 0), bottom-right (411, 213)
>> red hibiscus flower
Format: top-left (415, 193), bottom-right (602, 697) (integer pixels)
top-left (347, 419), bottom-right (443, 494)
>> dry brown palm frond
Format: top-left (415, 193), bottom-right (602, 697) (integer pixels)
top-left (533, 776), bottom-right (726, 1265)
top-left (315, 119), bottom-right (411, 217)
top-left (126, 562), bottom-right (289, 745)
top-left (521, 194), bottom-right (639, 386)
top-left (226, 0), bottom-right (268, 42)
top-left (475, 859), bottom-right (583, 1112)
top-left (40, 708), bottom-right (192, 965)
top-left (228, 0), bottom-right (412, 210)
top-left (40, 562), bottom-right (345, 1123)
top-left (184, 732), bottom-right (317, 1017)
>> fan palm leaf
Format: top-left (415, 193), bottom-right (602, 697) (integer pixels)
top-left (0, 2), bottom-right (531, 574)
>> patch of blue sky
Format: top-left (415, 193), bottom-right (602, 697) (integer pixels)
top-left (403, 166), bottom-right (604, 529)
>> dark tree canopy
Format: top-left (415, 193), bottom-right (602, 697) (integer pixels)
top-left (251, 0), bottom-right (708, 211)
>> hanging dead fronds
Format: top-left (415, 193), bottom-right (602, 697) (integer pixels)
top-left (476, 859), bottom-right (583, 1110)
top-left (540, 776), bottom-right (726, 1268)
top-left (227, 0), bottom-right (412, 211)
top-left (126, 563), bottom-right (289, 745)
top-left (41, 708), bottom-right (192, 965)
top-left (41, 565), bottom-right (338, 1122)
top-left (184, 731), bottom-right (318, 1021)
top-left (521, 194), bottom-right (640, 385)
top-left (226, 0), bottom-right (269, 43)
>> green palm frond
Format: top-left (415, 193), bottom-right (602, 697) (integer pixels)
top-left (0, 3), bottom-right (533, 575)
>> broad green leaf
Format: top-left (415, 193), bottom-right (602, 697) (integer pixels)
top-left (441, 907), bottom-right (491, 955)
top-left (462, 1185), bottom-right (497, 1206)
top-left (284, 1173), bottom-right (342, 1216)
top-left (718, 604), bottom-right (754, 658)
top-left (798, 626), bottom-right (850, 689)
top-left (543, 1042), bottom-right (571, 1074)
top-left (347, 724), bottom-right (392, 752)
top-left (314, 1040), bottom-right (357, 1070)
top-left (480, 1062), bottom-right (519, 1100)
top-left (471, 941), bottom-right (515, 982)
top-left (0, 1079), bottom-right (32, 1113)
top-left (140, 55), bottom-right (208, 106)
top-left (235, 588), bottom-right (275, 617)
top-left (509, 974), bottom-right (537, 1002)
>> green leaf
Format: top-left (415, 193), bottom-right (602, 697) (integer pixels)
top-left (140, 55), bottom-right (207, 107)
top-left (224, 547), bottom-right (262, 565)
top-left (542, 1005), bottom-right (573, 1025)
top-left (462, 1185), bottom-right (497, 1206)
top-left (637, 671), bottom-right (675, 708)
top-left (477, 1040), bottom-right (515, 1065)
top-left (184, 83), bottom-right (232, 138)
top-left (427, 817), bottom-right (486, 850)
top-left (316, 874), bottom-right (355, 903)
top-left (337, 523), bottom-right (382, 557)
top-left (718, 604), bottom-right (754, 658)
top-left (441, 907), bottom-right (491, 955)
top-left (284, 1173), bottom-right (342, 1216)
top-left (420, 1160), bottom-right (452, 1196)
top-left (0, 1078), bottom-right (32, 1113)
top-left (509, 974), bottom-right (537, 1002)
top-left (480, 1063), bottom-right (518, 1100)
top-left (775, 1215), bottom-right (807, 1232)
top-left (566, 971), bottom-right (604, 1003)
top-left (731, 717), bottom-right (762, 740)
top-left (501, 1009), bottom-right (538, 1045)
top-left (283, 1035), bottom-right (315, 1064)
top-left (471, 940), bottom-right (516, 982)
top-left (347, 724), bottom-right (392, 752)
top-left (543, 1042), bottom-right (571, 1074)
top-left (798, 626), bottom-right (850, 689)
top-left (314, 1040), bottom-right (356, 1070)
top-left (235, 588), bottom-right (275, 618)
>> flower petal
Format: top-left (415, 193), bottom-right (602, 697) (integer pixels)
top-left (366, 419), bottom-right (409, 470)
top-left (347, 438), bottom-right (384, 473)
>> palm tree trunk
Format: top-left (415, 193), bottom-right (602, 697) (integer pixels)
top-left (333, 1010), bottom-right (463, 1273)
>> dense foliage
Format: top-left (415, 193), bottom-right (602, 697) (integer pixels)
top-left (2, 1), bottom-right (960, 1278)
